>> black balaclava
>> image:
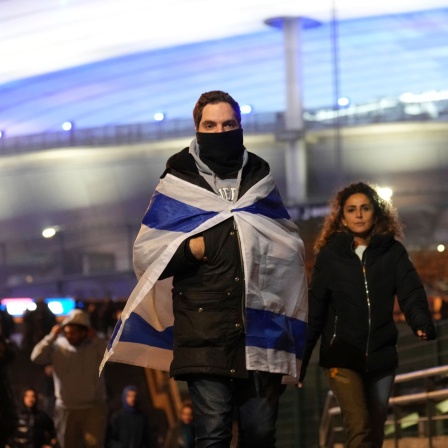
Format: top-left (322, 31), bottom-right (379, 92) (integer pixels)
top-left (196, 128), bottom-right (245, 177)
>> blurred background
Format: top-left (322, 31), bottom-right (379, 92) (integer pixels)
top-left (1, 1), bottom-right (448, 446)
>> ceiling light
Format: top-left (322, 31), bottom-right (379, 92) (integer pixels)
top-left (42, 226), bottom-right (61, 238)
top-left (62, 121), bottom-right (73, 131)
top-left (153, 112), bottom-right (165, 121)
top-left (338, 97), bottom-right (350, 107)
top-left (377, 187), bottom-right (393, 201)
top-left (241, 105), bottom-right (253, 114)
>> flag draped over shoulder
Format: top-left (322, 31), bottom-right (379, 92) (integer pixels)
top-left (100, 173), bottom-right (308, 379)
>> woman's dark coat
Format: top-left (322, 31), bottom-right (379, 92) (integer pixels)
top-left (300, 232), bottom-right (434, 381)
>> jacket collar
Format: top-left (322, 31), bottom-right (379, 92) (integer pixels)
top-left (327, 232), bottom-right (395, 255)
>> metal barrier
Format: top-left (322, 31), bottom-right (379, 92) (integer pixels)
top-left (1, 99), bottom-right (447, 155)
top-left (319, 365), bottom-right (448, 448)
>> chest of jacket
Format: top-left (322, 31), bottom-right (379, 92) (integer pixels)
top-left (314, 235), bottom-right (403, 372)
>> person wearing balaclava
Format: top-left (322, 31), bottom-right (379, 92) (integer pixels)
top-left (129, 90), bottom-right (308, 448)
top-left (107, 385), bottom-right (153, 448)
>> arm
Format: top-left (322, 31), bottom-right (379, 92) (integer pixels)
top-left (159, 235), bottom-right (204, 279)
top-left (30, 325), bottom-right (61, 364)
top-left (395, 247), bottom-right (436, 340)
top-left (299, 258), bottom-right (330, 385)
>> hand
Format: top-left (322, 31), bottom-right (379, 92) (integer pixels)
top-left (416, 325), bottom-right (437, 341)
top-left (297, 382), bottom-right (303, 389)
top-left (189, 236), bottom-right (205, 260)
top-left (50, 324), bottom-right (62, 337)
top-left (417, 329), bottom-right (427, 340)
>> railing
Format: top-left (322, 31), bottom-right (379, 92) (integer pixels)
top-left (319, 365), bottom-right (448, 448)
top-left (1, 98), bottom-right (447, 155)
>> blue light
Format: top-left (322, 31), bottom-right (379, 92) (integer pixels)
top-left (0, 130), bottom-right (4, 138)
top-left (45, 297), bottom-right (76, 316)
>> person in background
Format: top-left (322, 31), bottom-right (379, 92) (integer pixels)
top-left (22, 299), bottom-right (56, 353)
top-left (299, 181), bottom-right (437, 448)
top-left (30, 309), bottom-right (108, 448)
top-left (97, 299), bottom-right (118, 339)
top-left (0, 308), bottom-right (15, 340)
top-left (163, 402), bottom-right (195, 448)
top-left (107, 385), bottom-right (153, 448)
top-left (0, 320), bottom-right (17, 448)
top-left (9, 387), bottom-right (57, 448)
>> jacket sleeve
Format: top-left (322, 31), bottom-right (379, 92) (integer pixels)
top-left (159, 236), bottom-right (202, 280)
top-left (395, 245), bottom-right (436, 338)
top-left (300, 256), bottom-right (330, 382)
top-left (30, 334), bottom-right (57, 365)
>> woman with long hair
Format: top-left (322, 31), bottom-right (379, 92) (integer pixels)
top-left (299, 181), bottom-right (436, 448)
top-left (9, 387), bottom-right (56, 448)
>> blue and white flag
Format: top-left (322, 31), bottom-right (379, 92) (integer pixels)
top-left (100, 173), bottom-right (308, 379)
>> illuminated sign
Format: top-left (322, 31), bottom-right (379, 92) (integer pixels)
top-left (1, 298), bottom-right (35, 316)
top-left (44, 297), bottom-right (76, 316)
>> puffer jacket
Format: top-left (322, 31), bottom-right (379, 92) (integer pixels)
top-left (159, 147), bottom-right (270, 379)
top-left (300, 232), bottom-right (435, 381)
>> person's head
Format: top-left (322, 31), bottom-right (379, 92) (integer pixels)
top-left (314, 181), bottom-right (404, 252)
top-left (35, 297), bottom-right (46, 310)
top-left (63, 324), bottom-right (88, 346)
top-left (61, 309), bottom-right (90, 346)
top-left (122, 385), bottom-right (139, 413)
top-left (193, 90), bottom-right (241, 132)
top-left (193, 91), bottom-right (245, 177)
top-left (179, 402), bottom-right (194, 425)
top-left (23, 387), bottom-right (38, 409)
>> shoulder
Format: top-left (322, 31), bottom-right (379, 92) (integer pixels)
top-left (318, 233), bottom-right (352, 257)
top-left (36, 409), bottom-right (54, 424)
top-left (370, 234), bottom-right (406, 258)
top-left (239, 151), bottom-right (271, 194)
top-left (164, 147), bottom-right (196, 177)
top-left (245, 151), bottom-right (270, 174)
top-left (110, 409), bottom-right (126, 422)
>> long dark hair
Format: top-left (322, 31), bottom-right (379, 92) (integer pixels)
top-left (314, 181), bottom-right (404, 253)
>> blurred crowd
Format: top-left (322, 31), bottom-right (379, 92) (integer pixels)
top-left (0, 302), bottom-right (195, 448)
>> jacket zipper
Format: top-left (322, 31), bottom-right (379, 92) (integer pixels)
top-left (361, 257), bottom-right (372, 368)
top-left (330, 316), bottom-right (338, 346)
top-left (233, 219), bottom-right (246, 329)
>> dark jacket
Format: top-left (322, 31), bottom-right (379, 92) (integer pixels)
top-left (0, 335), bottom-right (17, 446)
top-left (107, 386), bottom-right (154, 448)
top-left (163, 421), bottom-right (195, 448)
top-left (300, 232), bottom-right (435, 380)
top-left (107, 410), bottom-right (153, 448)
top-left (10, 406), bottom-right (55, 448)
top-left (160, 147), bottom-right (270, 379)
